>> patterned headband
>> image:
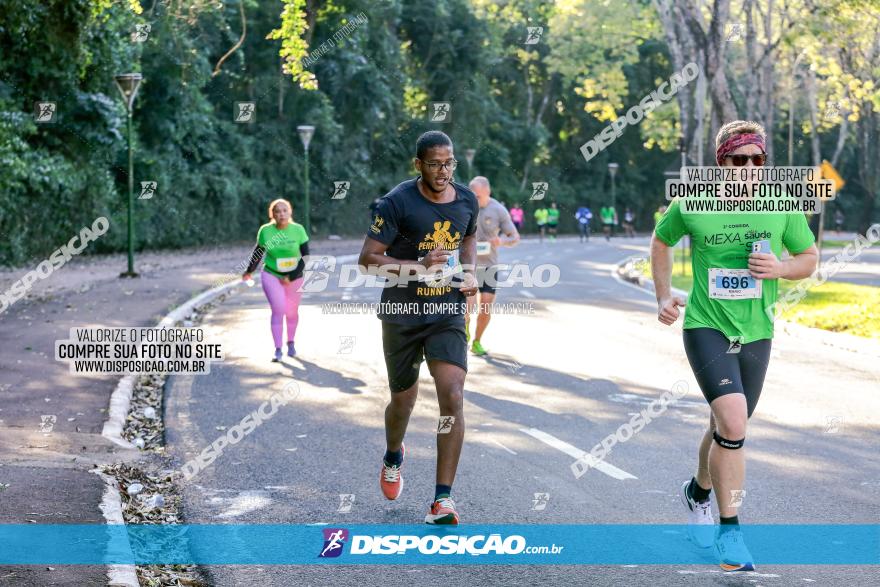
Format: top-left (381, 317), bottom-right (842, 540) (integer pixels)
top-left (716, 133), bottom-right (766, 166)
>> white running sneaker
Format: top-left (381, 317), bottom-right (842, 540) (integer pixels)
top-left (680, 479), bottom-right (715, 548)
top-left (715, 527), bottom-right (755, 572)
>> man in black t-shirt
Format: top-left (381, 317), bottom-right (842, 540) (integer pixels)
top-left (358, 130), bottom-right (478, 525)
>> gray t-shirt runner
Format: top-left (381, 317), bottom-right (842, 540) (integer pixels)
top-left (476, 198), bottom-right (516, 267)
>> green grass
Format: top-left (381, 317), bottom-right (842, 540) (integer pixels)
top-left (641, 247), bottom-right (880, 339)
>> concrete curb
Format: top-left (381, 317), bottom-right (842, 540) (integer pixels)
top-left (614, 255), bottom-right (880, 358)
top-left (101, 278), bottom-right (245, 449)
top-left (92, 469), bottom-right (139, 587)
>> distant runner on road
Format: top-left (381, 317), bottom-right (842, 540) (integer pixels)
top-left (358, 130), bottom-right (479, 525)
top-left (242, 198), bottom-right (310, 362)
top-left (547, 202), bottom-right (560, 242)
top-left (465, 176), bottom-right (520, 356)
top-left (509, 203), bottom-right (524, 231)
top-left (600, 205), bottom-right (617, 240)
top-left (534, 206), bottom-right (549, 243)
top-left (575, 205), bottom-right (592, 242)
top-left (651, 120), bottom-right (818, 572)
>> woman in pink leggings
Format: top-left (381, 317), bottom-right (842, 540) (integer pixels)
top-left (242, 198), bottom-right (310, 362)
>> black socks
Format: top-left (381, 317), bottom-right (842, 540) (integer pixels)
top-left (719, 515), bottom-right (740, 533)
top-left (383, 448), bottom-right (403, 467)
top-left (688, 477), bottom-right (712, 503)
top-left (435, 484), bottom-right (452, 500)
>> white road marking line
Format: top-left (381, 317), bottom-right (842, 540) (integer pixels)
top-left (491, 438), bottom-right (518, 455)
top-left (519, 427), bottom-right (637, 480)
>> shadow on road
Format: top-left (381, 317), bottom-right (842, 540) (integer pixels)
top-left (281, 358), bottom-right (368, 394)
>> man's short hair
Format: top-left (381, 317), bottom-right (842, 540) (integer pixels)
top-left (416, 130), bottom-right (453, 159)
top-left (469, 176), bottom-right (490, 190)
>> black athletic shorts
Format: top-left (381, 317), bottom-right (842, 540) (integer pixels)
top-left (478, 266), bottom-right (499, 295)
top-left (381, 316), bottom-right (467, 392)
top-left (682, 327), bottom-right (771, 417)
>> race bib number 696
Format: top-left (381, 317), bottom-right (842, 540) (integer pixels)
top-left (708, 268), bottom-right (762, 299)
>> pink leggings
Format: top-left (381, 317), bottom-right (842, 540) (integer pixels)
top-left (260, 271), bottom-right (304, 348)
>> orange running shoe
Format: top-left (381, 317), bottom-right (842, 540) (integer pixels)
top-left (379, 443), bottom-right (405, 500)
top-left (425, 496), bottom-right (460, 525)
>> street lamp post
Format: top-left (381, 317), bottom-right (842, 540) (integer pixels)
top-left (464, 148), bottom-right (476, 179)
top-left (297, 125), bottom-right (315, 235)
top-left (114, 73), bottom-right (143, 278)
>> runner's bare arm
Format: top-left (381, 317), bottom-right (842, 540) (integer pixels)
top-left (458, 233), bottom-right (479, 295)
top-left (498, 214), bottom-right (520, 247)
top-left (650, 233), bottom-right (686, 325)
top-left (748, 244), bottom-right (818, 280)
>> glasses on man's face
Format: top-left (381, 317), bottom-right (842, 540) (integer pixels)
top-left (725, 153), bottom-right (766, 166)
top-left (421, 159), bottom-right (458, 172)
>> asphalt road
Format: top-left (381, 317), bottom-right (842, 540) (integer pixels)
top-left (165, 236), bottom-right (880, 587)
top-left (819, 246), bottom-right (880, 287)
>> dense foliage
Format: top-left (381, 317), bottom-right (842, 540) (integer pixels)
top-left (1, 0), bottom-right (877, 265)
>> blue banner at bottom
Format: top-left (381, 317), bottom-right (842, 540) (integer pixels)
top-left (0, 524), bottom-right (877, 565)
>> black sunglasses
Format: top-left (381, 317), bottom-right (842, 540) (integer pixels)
top-left (725, 153), bottom-right (766, 166)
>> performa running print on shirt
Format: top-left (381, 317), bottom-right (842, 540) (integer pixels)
top-left (368, 178), bottom-right (479, 324)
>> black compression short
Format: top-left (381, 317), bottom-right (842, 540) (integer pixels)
top-left (381, 316), bottom-right (467, 392)
top-left (682, 327), bottom-right (771, 417)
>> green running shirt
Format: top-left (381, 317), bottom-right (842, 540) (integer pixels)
top-left (257, 222), bottom-right (309, 275)
top-left (654, 200), bottom-right (815, 343)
